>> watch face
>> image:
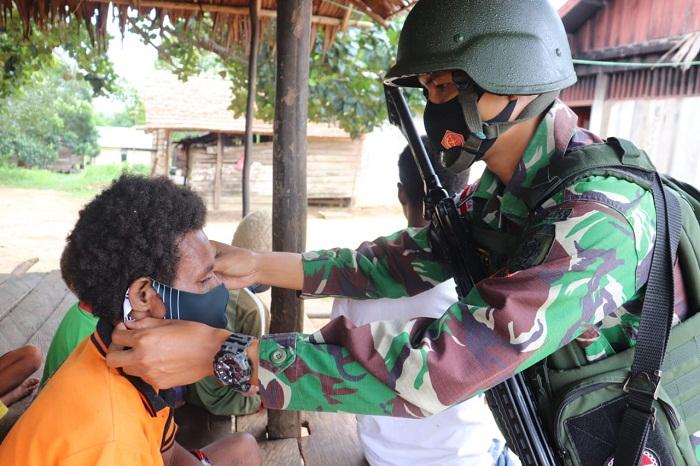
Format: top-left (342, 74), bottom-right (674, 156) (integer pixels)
top-left (214, 351), bottom-right (251, 390)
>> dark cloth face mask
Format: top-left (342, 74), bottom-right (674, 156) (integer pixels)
top-left (123, 279), bottom-right (230, 329)
top-left (424, 96), bottom-right (517, 173)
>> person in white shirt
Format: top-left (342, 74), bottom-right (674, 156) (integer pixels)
top-left (331, 138), bottom-right (518, 466)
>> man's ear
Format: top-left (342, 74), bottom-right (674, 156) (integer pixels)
top-left (397, 182), bottom-right (408, 206)
top-left (127, 277), bottom-right (166, 320)
top-left (128, 277), bottom-right (156, 312)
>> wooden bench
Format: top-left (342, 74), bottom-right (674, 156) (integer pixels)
top-left (0, 268), bottom-right (74, 440)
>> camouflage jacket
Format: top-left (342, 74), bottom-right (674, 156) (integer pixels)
top-left (257, 102), bottom-right (692, 439)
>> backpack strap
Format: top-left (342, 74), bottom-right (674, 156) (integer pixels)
top-left (614, 173), bottom-right (682, 466)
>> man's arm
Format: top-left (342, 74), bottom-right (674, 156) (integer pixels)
top-left (213, 225), bottom-right (452, 300)
top-left (254, 188), bottom-right (653, 416)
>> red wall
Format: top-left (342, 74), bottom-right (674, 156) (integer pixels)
top-left (570, 0), bottom-right (700, 54)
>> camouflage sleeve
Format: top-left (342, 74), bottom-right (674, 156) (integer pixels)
top-left (301, 225), bottom-right (453, 299)
top-left (257, 177), bottom-right (654, 417)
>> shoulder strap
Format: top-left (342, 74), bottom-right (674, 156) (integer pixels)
top-left (521, 137), bottom-right (656, 212)
top-left (614, 173), bottom-right (682, 466)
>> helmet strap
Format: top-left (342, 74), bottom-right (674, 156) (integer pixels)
top-left (453, 85), bottom-right (560, 165)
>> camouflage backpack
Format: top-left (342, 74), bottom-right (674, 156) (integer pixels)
top-left (519, 138), bottom-right (700, 466)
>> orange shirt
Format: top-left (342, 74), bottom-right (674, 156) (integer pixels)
top-left (0, 320), bottom-right (177, 466)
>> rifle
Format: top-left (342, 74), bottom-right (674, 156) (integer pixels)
top-left (384, 84), bottom-right (558, 466)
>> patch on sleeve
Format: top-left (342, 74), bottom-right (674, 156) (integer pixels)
top-left (508, 223), bottom-right (556, 272)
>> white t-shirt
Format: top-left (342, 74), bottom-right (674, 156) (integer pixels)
top-left (331, 281), bottom-right (512, 466)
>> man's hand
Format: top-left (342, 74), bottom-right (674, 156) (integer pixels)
top-left (212, 240), bottom-right (304, 291)
top-left (212, 241), bottom-right (260, 290)
top-left (106, 318), bottom-right (230, 389)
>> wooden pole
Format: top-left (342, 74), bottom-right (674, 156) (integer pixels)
top-left (162, 130), bottom-right (170, 176)
top-left (214, 132), bottom-right (223, 210)
top-left (242, 0), bottom-right (261, 218)
top-left (268, 0), bottom-right (311, 440)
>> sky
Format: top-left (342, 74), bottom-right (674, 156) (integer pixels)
top-left (95, 0), bottom-right (570, 113)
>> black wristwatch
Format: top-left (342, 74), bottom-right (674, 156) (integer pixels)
top-left (213, 333), bottom-right (254, 391)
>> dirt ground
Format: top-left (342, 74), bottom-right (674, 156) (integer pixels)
top-left (0, 186), bottom-right (406, 322)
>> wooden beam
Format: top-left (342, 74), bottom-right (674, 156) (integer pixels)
top-left (574, 35), bottom-right (684, 61)
top-left (92, 0), bottom-right (373, 28)
top-left (242, 0), bottom-right (261, 218)
top-left (268, 0), bottom-right (311, 440)
top-left (345, 0), bottom-right (387, 26)
top-left (340, 4), bottom-right (353, 32)
top-left (214, 132), bottom-right (223, 210)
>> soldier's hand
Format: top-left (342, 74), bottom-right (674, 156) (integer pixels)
top-left (212, 240), bottom-right (304, 291)
top-left (212, 241), bottom-right (259, 290)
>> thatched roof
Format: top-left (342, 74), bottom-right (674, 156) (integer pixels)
top-left (2, 0), bottom-right (416, 48)
top-left (139, 70), bottom-right (350, 138)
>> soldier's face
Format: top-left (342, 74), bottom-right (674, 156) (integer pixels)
top-left (418, 71), bottom-right (514, 121)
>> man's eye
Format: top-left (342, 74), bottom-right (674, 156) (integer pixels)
top-left (200, 276), bottom-right (212, 284)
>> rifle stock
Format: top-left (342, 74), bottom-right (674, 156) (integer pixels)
top-left (384, 85), bottom-right (558, 466)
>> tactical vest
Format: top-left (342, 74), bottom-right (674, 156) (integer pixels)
top-left (481, 138), bottom-right (700, 466)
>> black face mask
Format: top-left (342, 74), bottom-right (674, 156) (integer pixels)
top-left (123, 279), bottom-right (230, 329)
top-left (424, 96), bottom-right (517, 172)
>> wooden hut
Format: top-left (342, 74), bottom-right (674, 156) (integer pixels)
top-left (559, 0), bottom-right (700, 186)
top-left (139, 71), bottom-right (362, 210)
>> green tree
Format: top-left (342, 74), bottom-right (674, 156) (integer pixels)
top-left (95, 80), bottom-right (146, 127)
top-left (129, 16), bottom-right (415, 137)
top-left (0, 10), bottom-right (116, 97)
top-left (0, 63), bottom-right (100, 167)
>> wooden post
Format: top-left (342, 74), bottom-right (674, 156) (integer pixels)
top-left (268, 0), bottom-right (311, 440)
top-left (243, 0), bottom-right (261, 218)
top-left (214, 132), bottom-right (223, 210)
top-left (162, 130), bottom-right (170, 176)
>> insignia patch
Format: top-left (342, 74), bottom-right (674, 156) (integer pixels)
top-left (441, 130), bottom-right (465, 150)
top-left (605, 448), bottom-right (660, 466)
top-left (508, 224), bottom-right (556, 272)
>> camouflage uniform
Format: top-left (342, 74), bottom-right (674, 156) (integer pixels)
top-left (256, 101), bottom-right (698, 461)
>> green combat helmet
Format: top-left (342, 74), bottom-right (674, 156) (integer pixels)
top-left (385, 0), bottom-right (577, 171)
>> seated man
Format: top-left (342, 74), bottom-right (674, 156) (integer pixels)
top-left (41, 212), bottom-right (270, 419)
top-left (0, 175), bottom-right (261, 466)
top-left (331, 140), bottom-right (516, 466)
top-left (0, 345), bottom-right (41, 421)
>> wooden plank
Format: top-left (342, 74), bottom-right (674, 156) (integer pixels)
top-left (9, 257), bottom-right (39, 277)
top-left (237, 411), bottom-right (306, 465)
top-left (0, 272), bottom-right (46, 324)
top-left (25, 291), bottom-right (76, 377)
top-left (0, 271), bottom-right (68, 354)
top-left (259, 438), bottom-right (303, 466)
top-left (235, 410), bottom-right (268, 440)
top-left (300, 412), bottom-right (368, 466)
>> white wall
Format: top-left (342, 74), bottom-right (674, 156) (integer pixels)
top-left (600, 97), bottom-right (700, 187)
top-left (354, 119), bottom-right (426, 208)
top-left (94, 148), bottom-right (152, 166)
